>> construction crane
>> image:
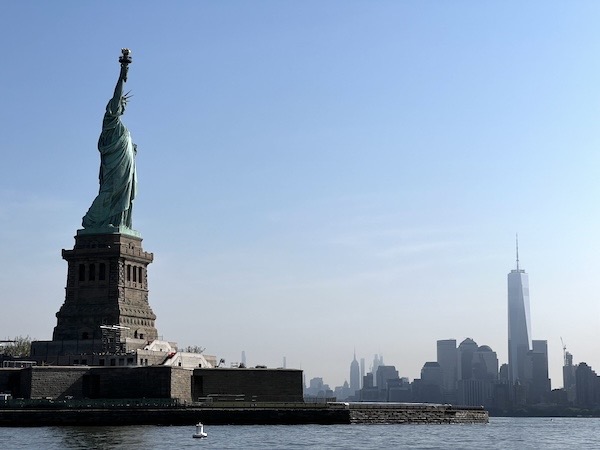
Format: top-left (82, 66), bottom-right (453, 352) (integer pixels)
top-left (560, 337), bottom-right (567, 366)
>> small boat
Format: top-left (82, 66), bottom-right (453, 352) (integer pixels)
top-left (192, 422), bottom-right (207, 438)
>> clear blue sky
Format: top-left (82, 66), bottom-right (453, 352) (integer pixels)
top-left (1, 1), bottom-right (600, 389)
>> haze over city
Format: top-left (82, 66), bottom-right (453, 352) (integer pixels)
top-left (1, 2), bottom-right (600, 390)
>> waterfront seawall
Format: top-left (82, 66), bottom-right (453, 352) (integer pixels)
top-left (0, 402), bottom-right (488, 426)
top-left (347, 403), bottom-right (487, 424)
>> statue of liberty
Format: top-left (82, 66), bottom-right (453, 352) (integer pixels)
top-left (82, 49), bottom-right (137, 232)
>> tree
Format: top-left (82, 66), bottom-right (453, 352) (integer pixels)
top-left (183, 345), bottom-right (205, 354)
top-left (0, 336), bottom-right (33, 358)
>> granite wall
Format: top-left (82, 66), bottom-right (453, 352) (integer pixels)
top-left (5, 366), bottom-right (303, 404)
top-left (192, 368), bottom-right (303, 402)
top-left (21, 367), bottom-right (89, 400)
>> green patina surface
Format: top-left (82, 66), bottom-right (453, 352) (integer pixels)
top-left (77, 226), bottom-right (141, 238)
top-left (82, 50), bottom-right (138, 235)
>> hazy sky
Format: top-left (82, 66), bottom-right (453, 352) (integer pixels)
top-left (2, 2), bottom-right (600, 389)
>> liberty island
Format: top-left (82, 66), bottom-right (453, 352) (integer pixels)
top-left (0, 49), bottom-right (487, 427)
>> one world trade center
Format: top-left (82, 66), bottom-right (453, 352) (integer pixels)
top-left (507, 237), bottom-right (531, 384)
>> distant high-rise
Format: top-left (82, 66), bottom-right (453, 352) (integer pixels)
top-left (563, 351), bottom-right (576, 402)
top-left (414, 362), bottom-right (444, 404)
top-left (372, 354), bottom-right (383, 386)
top-left (375, 365), bottom-right (399, 392)
top-left (472, 345), bottom-right (499, 381)
top-left (437, 339), bottom-right (458, 392)
top-left (360, 358), bottom-right (365, 388)
top-left (241, 351), bottom-right (246, 366)
top-left (508, 237), bottom-right (531, 384)
top-left (363, 372), bottom-right (374, 389)
top-left (575, 363), bottom-right (599, 408)
top-left (499, 363), bottom-right (510, 381)
top-left (526, 340), bottom-right (551, 403)
top-left (456, 342), bottom-right (497, 407)
top-left (457, 338), bottom-right (478, 380)
top-left (350, 350), bottom-right (360, 395)
top-left (421, 362), bottom-right (444, 387)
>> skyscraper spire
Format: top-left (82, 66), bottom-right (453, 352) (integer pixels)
top-left (350, 349), bottom-right (360, 394)
top-left (516, 233), bottom-right (520, 271)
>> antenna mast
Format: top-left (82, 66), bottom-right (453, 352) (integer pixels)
top-left (516, 233), bottom-right (520, 270)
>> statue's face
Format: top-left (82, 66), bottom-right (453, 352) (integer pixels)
top-left (120, 101), bottom-right (126, 115)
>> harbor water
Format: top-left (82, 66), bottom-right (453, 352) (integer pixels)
top-left (0, 417), bottom-right (598, 449)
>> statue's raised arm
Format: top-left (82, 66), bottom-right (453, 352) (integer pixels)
top-left (82, 49), bottom-right (138, 233)
top-left (106, 49), bottom-right (132, 118)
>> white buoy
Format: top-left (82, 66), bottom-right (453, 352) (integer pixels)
top-left (193, 422), bottom-right (208, 438)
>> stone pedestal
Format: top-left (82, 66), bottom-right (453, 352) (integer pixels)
top-left (52, 232), bottom-right (158, 343)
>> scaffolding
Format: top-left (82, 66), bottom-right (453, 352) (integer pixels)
top-left (100, 325), bottom-right (129, 354)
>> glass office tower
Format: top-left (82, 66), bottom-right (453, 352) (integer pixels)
top-left (507, 251), bottom-right (532, 384)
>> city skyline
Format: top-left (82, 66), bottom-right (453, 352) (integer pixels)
top-left (2, 2), bottom-right (600, 390)
top-left (310, 332), bottom-right (594, 409)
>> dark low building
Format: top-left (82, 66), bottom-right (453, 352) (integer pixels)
top-left (0, 366), bottom-right (303, 404)
top-left (193, 368), bottom-right (303, 402)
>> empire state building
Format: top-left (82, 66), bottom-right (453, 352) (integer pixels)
top-left (507, 239), bottom-right (532, 384)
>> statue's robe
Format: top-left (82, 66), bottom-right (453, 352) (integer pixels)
top-left (82, 92), bottom-right (136, 229)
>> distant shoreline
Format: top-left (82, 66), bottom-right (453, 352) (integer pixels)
top-left (488, 408), bottom-right (600, 418)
